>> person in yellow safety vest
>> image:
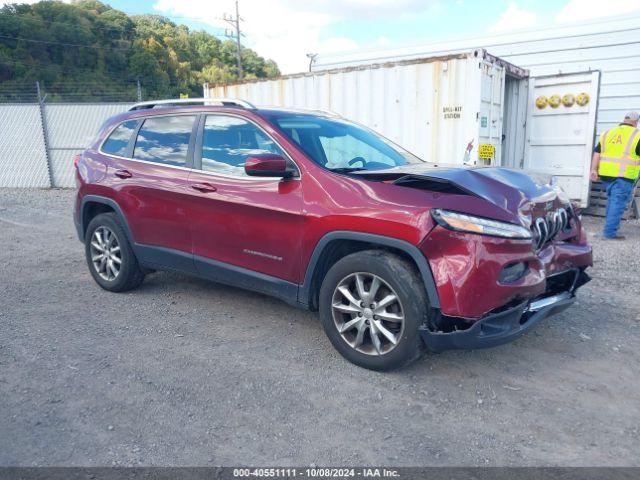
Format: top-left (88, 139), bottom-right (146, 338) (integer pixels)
top-left (589, 111), bottom-right (640, 240)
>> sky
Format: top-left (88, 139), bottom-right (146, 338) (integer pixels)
top-left (4, 0), bottom-right (640, 73)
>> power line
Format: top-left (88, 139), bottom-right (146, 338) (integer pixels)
top-left (0, 31), bottom-right (233, 57)
top-left (117, 9), bottom-right (227, 25)
top-left (0, 60), bottom-right (207, 88)
top-left (0, 6), bottom-right (258, 98)
top-left (0, 76), bottom-right (203, 89)
top-left (0, 65), bottom-right (189, 89)
top-left (0, 11), bottom-right (228, 38)
top-left (0, 56), bottom-right (213, 76)
top-left (0, 59), bottom-right (139, 84)
top-left (0, 7), bottom-right (249, 57)
top-left (1, 16), bottom-right (134, 44)
top-left (0, 33), bottom-right (133, 51)
top-left (0, 82), bottom-right (201, 102)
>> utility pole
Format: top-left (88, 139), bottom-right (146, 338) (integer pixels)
top-left (224, 0), bottom-right (244, 80)
top-left (136, 79), bottom-right (142, 101)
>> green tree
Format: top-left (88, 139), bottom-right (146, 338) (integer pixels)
top-left (0, 0), bottom-right (281, 101)
top-left (201, 62), bottom-right (236, 85)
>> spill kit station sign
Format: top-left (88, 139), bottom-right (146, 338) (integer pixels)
top-left (443, 105), bottom-right (462, 119)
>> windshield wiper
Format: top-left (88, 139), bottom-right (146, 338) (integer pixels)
top-left (328, 167), bottom-right (367, 173)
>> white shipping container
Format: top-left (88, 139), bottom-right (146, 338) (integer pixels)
top-left (205, 49), bottom-right (599, 206)
top-left (312, 15), bottom-right (640, 137)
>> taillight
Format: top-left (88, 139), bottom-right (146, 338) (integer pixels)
top-left (73, 153), bottom-right (81, 168)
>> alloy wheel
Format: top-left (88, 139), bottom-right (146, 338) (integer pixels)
top-left (331, 272), bottom-right (405, 356)
top-left (90, 226), bottom-right (122, 281)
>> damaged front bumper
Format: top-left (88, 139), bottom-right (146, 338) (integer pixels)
top-left (420, 268), bottom-right (591, 352)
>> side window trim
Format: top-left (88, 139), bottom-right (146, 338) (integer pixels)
top-left (99, 119), bottom-right (141, 158)
top-left (193, 114), bottom-right (206, 171)
top-left (194, 113), bottom-right (300, 180)
top-left (132, 114), bottom-right (197, 168)
top-left (125, 119), bottom-right (143, 158)
top-left (186, 114), bottom-right (203, 170)
top-left (99, 113), bottom-right (300, 179)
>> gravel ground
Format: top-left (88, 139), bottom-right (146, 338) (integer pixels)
top-left (1, 188), bottom-right (639, 467)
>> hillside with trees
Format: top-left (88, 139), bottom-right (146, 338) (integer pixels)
top-left (0, 0), bottom-right (279, 101)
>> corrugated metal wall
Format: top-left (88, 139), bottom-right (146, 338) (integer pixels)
top-left (0, 103), bottom-right (131, 188)
top-left (313, 15), bottom-right (640, 137)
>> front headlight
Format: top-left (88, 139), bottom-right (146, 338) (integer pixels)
top-left (431, 209), bottom-right (532, 239)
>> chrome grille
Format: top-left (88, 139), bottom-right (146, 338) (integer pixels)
top-left (532, 207), bottom-right (570, 250)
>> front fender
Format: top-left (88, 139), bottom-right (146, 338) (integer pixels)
top-left (298, 230), bottom-right (440, 309)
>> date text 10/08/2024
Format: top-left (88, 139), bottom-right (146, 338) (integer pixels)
top-left (233, 468), bottom-right (401, 478)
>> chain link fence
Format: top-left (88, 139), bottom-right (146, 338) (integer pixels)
top-left (0, 82), bottom-right (137, 188)
top-left (0, 103), bottom-right (49, 187)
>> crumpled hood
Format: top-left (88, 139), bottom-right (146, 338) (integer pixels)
top-left (354, 165), bottom-right (570, 225)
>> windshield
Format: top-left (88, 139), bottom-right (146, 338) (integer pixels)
top-left (266, 113), bottom-right (425, 171)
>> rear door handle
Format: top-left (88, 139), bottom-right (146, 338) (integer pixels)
top-left (191, 182), bottom-right (217, 193)
top-left (114, 169), bottom-right (132, 179)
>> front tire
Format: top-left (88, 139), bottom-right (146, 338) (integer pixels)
top-left (85, 212), bottom-right (145, 292)
top-left (319, 250), bottom-right (429, 370)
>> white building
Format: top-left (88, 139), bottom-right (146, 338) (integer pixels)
top-left (313, 14), bottom-right (640, 136)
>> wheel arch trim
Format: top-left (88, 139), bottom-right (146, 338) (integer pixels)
top-left (298, 231), bottom-right (440, 309)
top-left (79, 195), bottom-right (135, 244)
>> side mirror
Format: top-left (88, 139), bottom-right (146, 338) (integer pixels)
top-left (244, 154), bottom-right (293, 178)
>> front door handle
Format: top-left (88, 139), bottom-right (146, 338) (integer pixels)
top-left (114, 169), bottom-right (132, 179)
top-left (191, 182), bottom-right (217, 193)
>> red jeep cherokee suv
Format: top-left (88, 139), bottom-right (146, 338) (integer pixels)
top-left (74, 98), bottom-right (592, 370)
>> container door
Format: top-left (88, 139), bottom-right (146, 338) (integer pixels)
top-left (523, 71), bottom-right (600, 207)
top-left (477, 62), bottom-right (505, 167)
top-left (501, 75), bottom-right (529, 169)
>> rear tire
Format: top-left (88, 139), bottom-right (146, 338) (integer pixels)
top-left (319, 250), bottom-right (429, 370)
top-left (85, 212), bottom-right (145, 292)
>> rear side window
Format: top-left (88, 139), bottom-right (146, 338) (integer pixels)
top-left (133, 115), bottom-right (196, 167)
top-left (200, 115), bottom-right (285, 176)
top-left (101, 120), bottom-right (138, 157)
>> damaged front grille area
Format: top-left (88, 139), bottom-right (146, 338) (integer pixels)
top-left (531, 207), bottom-right (571, 250)
top-left (542, 268), bottom-right (591, 297)
top-left (431, 268), bottom-right (591, 334)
